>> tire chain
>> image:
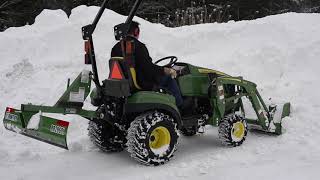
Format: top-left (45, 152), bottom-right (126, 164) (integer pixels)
top-left (218, 114), bottom-right (247, 147)
top-left (126, 111), bottom-right (179, 165)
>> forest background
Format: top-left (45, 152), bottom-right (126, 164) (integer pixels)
top-left (1, 0), bottom-right (319, 31)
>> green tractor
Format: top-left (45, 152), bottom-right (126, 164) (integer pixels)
top-left (3, 0), bottom-right (290, 165)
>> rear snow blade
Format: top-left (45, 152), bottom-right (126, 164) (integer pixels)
top-left (3, 108), bottom-right (69, 150)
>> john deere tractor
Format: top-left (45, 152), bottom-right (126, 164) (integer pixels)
top-left (3, 0), bottom-right (290, 165)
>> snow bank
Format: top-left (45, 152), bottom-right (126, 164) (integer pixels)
top-left (0, 6), bottom-right (320, 180)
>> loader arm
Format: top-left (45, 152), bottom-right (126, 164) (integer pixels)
top-left (213, 76), bottom-right (290, 135)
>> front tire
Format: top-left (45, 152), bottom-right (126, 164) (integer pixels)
top-left (126, 111), bottom-right (179, 165)
top-left (218, 114), bottom-right (248, 147)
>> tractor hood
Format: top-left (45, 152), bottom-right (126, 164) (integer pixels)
top-left (185, 63), bottom-right (231, 77)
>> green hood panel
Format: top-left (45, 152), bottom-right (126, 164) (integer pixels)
top-left (177, 64), bottom-right (231, 97)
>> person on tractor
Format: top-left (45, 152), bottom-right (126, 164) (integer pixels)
top-left (111, 21), bottom-right (183, 107)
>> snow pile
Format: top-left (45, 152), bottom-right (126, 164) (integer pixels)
top-left (26, 111), bottom-right (42, 130)
top-left (1, 5), bottom-right (320, 180)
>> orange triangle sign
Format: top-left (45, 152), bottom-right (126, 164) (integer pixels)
top-left (110, 61), bottom-right (124, 79)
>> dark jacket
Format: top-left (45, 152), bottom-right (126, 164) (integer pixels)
top-left (111, 37), bottom-right (164, 90)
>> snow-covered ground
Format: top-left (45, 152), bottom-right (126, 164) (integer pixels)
top-left (1, 6), bottom-right (320, 180)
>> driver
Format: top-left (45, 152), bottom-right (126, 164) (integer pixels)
top-left (111, 21), bottom-right (183, 107)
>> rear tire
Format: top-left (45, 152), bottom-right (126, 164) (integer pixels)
top-left (218, 114), bottom-right (247, 147)
top-left (88, 120), bottom-right (125, 152)
top-left (126, 111), bottom-right (179, 165)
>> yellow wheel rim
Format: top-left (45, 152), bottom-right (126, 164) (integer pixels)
top-left (149, 126), bottom-right (171, 149)
top-left (231, 122), bottom-right (245, 141)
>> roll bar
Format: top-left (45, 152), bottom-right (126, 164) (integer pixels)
top-left (81, 0), bottom-right (143, 89)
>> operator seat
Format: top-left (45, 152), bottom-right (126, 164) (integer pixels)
top-left (109, 57), bottom-right (142, 90)
top-left (109, 38), bottom-right (142, 91)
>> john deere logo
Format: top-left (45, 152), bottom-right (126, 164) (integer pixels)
top-left (50, 124), bottom-right (66, 135)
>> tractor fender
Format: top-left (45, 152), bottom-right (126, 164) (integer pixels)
top-left (125, 91), bottom-right (182, 128)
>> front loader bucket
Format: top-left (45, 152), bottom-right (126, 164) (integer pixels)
top-left (3, 107), bottom-right (69, 149)
top-left (268, 102), bottom-right (291, 135)
top-left (246, 102), bottom-right (291, 135)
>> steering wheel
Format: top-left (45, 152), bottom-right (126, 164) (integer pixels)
top-left (154, 56), bottom-right (178, 67)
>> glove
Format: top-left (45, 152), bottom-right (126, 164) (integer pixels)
top-left (164, 67), bottom-right (177, 79)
